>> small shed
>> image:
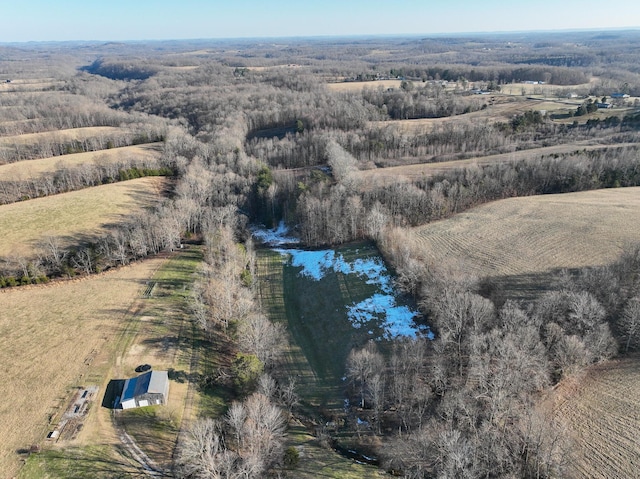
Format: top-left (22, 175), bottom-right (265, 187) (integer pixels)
top-left (118, 370), bottom-right (169, 409)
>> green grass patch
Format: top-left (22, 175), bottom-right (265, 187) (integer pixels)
top-left (118, 406), bottom-right (179, 469)
top-left (257, 242), bottom-right (410, 412)
top-left (19, 445), bottom-right (146, 479)
top-left (280, 425), bottom-right (385, 479)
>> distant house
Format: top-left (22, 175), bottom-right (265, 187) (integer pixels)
top-left (567, 92), bottom-right (579, 98)
top-left (596, 102), bottom-right (612, 109)
top-left (611, 93), bottom-right (630, 99)
top-left (118, 370), bottom-right (169, 409)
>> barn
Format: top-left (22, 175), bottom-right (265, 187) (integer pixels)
top-left (118, 370), bottom-right (169, 409)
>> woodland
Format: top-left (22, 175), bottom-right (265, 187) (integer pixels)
top-left (2, 30), bottom-right (640, 478)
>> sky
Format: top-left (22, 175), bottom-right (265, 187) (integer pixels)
top-left (1, 0), bottom-right (640, 43)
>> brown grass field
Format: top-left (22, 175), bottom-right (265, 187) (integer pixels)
top-left (0, 257), bottom-right (165, 477)
top-left (0, 79), bottom-right (63, 92)
top-left (550, 357), bottom-right (640, 478)
top-left (326, 79), bottom-right (404, 92)
top-left (0, 177), bottom-right (166, 257)
top-left (356, 141), bottom-right (639, 187)
top-left (410, 187), bottom-right (640, 283)
top-left (367, 93), bottom-right (625, 135)
top-left (0, 143), bottom-right (162, 182)
top-left (0, 126), bottom-right (123, 145)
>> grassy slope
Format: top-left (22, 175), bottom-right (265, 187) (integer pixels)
top-left (550, 356), bottom-right (640, 479)
top-left (0, 126), bottom-right (123, 146)
top-left (0, 176), bottom-right (165, 257)
top-left (257, 244), bottom-right (390, 479)
top-left (411, 187), bottom-right (640, 298)
top-left (0, 143), bottom-right (162, 182)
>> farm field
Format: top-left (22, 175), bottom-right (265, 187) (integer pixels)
top-left (326, 79), bottom-right (403, 92)
top-left (0, 79), bottom-right (63, 92)
top-left (0, 143), bottom-right (162, 182)
top-left (410, 187), bottom-right (640, 296)
top-left (367, 92), bottom-right (632, 135)
top-left (17, 248), bottom-right (204, 478)
top-left (0, 176), bottom-right (166, 257)
top-left (0, 256), bottom-right (165, 477)
top-left (551, 357), bottom-right (640, 479)
top-left (356, 142), bottom-right (639, 186)
top-left (0, 126), bottom-right (123, 145)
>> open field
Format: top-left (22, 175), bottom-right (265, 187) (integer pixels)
top-left (410, 187), bottom-right (640, 296)
top-left (0, 176), bottom-right (166, 257)
top-left (17, 248), bottom-right (204, 479)
top-left (0, 256), bottom-right (165, 477)
top-left (368, 93), bottom-right (634, 134)
top-left (500, 81), bottom-right (594, 96)
top-left (284, 424), bottom-right (385, 479)
top-left (551, 357), bottom-right (640, 479)
top-left (0, 79), bottom-right (63, 92)
top-left (0, 126), bottom-right (123, 145)
top-left (356, 142), bottom-right (640, 187)
top-left (0, 143), bottom-right (162, 182)
top-left (257, 242), bottom-right (419, 409)
top-left (326, 79), bottom-right (403, 92)
top-left (257, 246), bottom-right (391, 477)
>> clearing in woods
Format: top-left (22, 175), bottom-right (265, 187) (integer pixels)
top-left (0, 176), bottom-right (166, 257)
top-left (0, 143), bottom-right (162, 182)
top-left (326, 79), bottom-right (404, 91)
top-left (410, 187), bottom-right (640, 298)
top-left (550, 357), bottom-right (640, 479)
top-left (257, 245), bottom-right (390, 478)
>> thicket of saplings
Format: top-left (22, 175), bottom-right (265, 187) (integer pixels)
top-left (3, 34), bottom-right (640, 476)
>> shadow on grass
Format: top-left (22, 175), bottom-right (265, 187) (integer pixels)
top-left (23, 446), bottom-right (142, 478)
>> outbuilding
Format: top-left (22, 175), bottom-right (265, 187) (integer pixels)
top-left (118, 370), bottom-right (169, 409)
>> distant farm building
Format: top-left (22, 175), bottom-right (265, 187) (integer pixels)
top-left (611, 93), bottom-right (630, 99)
top-left (118, 370), bottom-right (169, 409)
top-left (596, 102), bottom-right (612, 109)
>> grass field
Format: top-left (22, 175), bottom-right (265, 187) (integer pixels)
top-left (0, 176), bottom-right (166, 257)
top-left (0, 143), bottom-right (162, 182)
top-left (0, 126), bottom-right (123, 145)
top-left (283, 424), bottom-right (385, 479)
top-left (550, 356), bottom-right (640, 479)
top-left (356, 142), bottom-right (638, 187)
top-left (326, 79), bottom-right (403, 92)
top-left (257, 242), bottom-right (419, 408)
top-left (17, 248), bottom-right (205, 478)
top-left (410, 187), bottom-right (640, 297)
top-left (0, 256), bottom-right (165, 477)
top-left (257, 245), bottom-right (392, 477)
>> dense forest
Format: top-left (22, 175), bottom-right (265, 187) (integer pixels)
top-left (2, 31), bottom-right (640, 478)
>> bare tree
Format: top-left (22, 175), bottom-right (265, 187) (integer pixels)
top-left (620, 296), bottom-right (640, 352)
top-left (346, 342), bottom-right (385, 408)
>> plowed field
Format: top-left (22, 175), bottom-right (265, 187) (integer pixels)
top-left (411, 187), bottom-right (640, 278)
top-left (552, 357), bottom-right (640, 478)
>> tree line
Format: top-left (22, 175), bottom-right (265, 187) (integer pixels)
top-left (338, 227), bottom-right (640, 478)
